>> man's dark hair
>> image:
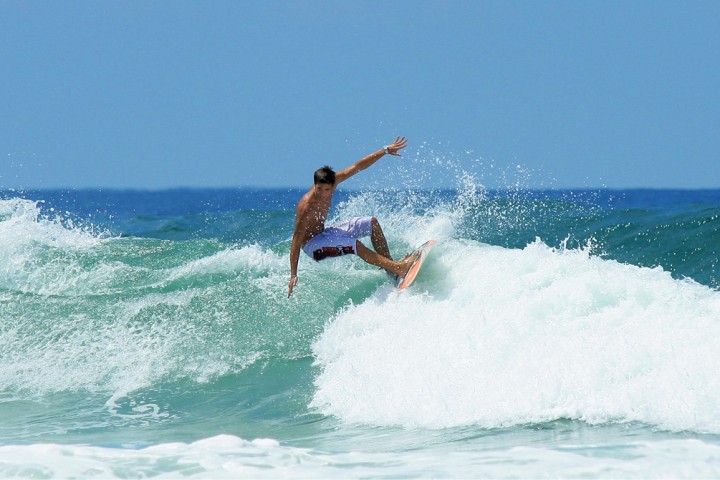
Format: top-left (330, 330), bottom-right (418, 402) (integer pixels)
top-left (314, 166), bottom-right (336, 185)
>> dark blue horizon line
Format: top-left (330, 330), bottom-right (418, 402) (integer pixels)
top-left (3, 186), bottom-right (720, 194)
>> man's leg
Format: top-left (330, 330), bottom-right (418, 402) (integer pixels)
top-left (355, 240), bottom-right (417, 278)
top-left (370, 217), bottom-right (392, 260)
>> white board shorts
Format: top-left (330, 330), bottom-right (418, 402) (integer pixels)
top-left (302, 216), bottom-right (374, 262)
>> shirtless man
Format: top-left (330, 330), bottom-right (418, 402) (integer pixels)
top-left (288, 136), bottom-right (417, 297)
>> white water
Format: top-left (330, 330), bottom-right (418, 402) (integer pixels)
top-left (312, 237), bottom-right (720, 433)
top-left (2, 434), bottom-right (720, 479)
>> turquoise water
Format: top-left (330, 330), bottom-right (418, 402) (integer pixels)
top-left (1, 185), bottom-right (720, 478)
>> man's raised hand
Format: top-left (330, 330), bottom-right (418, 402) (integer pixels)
top-left (385, 136), bottom-right (408, 156)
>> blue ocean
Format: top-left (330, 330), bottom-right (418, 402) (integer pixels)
top-left (2, 177), bottom-right (720, 477)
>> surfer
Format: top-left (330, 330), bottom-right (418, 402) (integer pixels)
top-left (288, 136), bottom-right (418, 297)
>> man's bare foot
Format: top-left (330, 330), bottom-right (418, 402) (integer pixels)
top-left (396, 250), bottom-right (421, 278)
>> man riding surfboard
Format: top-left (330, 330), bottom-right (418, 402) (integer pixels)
top-left (288, 136), bottom-right (418, 297)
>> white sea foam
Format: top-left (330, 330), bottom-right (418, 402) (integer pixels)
top-left (312, 237), bottom-right (720, 433)
top-left (0, 435), bottom-right (719, 479)
top-left (0, 198), bottom-right (112, 295)
top-left (0, 198), bottom-right (104, 249)
top-left (166, 243), bottom-right (285, 281)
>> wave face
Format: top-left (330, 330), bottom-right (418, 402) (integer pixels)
top-left (0, 194), bottom-right (324, 436)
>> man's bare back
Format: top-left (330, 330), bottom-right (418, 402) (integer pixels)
top-left (288, 137), bottom-right (416, 297)
top-left (293, 183), bottom-right (334, 250)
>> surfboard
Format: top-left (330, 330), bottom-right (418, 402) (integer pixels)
top-left (397, 240), bottom-right (436, 290)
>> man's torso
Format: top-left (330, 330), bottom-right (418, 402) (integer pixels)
top-left (295, 189), bottom-right (333, 247)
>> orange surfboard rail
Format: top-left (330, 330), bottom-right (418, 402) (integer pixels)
top-left (397, 240), bottom-right (436, 290)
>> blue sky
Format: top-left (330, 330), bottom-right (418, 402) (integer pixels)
top-left (2, 0), bottom-right (718, 190)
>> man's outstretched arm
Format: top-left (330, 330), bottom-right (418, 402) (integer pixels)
top-left (334, 136), bottom-right (408, 184)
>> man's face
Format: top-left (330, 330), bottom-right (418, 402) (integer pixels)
top-left (314, 183), bottom-right (334, 201)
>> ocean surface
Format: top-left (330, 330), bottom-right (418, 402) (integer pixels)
top-left (1, 183), bottom-right (720, 478)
